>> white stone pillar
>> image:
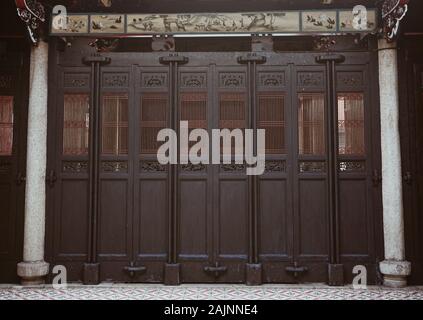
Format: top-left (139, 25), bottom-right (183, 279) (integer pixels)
top-left (378, 39), bottom-right (411, 288)
top-left (17, 41), bottom-right (50, 285)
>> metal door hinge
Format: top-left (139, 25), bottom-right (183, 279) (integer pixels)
top-left (285, 262), bottom-right (308, 278)
top-left (204, 262), bottom-right (228, 278)
top-left (123, 262), bottom-right (147, 278)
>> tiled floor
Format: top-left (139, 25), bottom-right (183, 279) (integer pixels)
top-left (1, 284), bottom-right (423, 300)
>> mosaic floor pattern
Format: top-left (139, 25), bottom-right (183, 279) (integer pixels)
top-left (1, 284), bottom-right (423, 300)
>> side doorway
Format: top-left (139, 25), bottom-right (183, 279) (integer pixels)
top-left (0, 41), bottom-right (29, 283)
top-left (400, 37), bottom-right (423, 285)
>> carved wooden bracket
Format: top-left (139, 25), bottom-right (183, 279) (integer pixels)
top-left (15, 0), bottom-right (46, 45)
top-left (382, 0), bottom-right (410, 41)
top-left (88, 38), bottom-right (120, 52)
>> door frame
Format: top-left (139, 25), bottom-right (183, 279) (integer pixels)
top-left (45, 37), bottom-right (384, 285)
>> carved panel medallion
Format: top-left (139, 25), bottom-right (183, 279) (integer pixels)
top-left (180, 73), bottom-right (207, 88)
top-left (141, 73), bottom-right (168, 88)
top-left (64, 73), bottom-right (90, 89)
top-left (258, 72), bottom-right (285, 88)
top-left (297, 72), bottom-right (324, 88)
top-left (219, 73), bottom-right (246, 88)
top-left (102, 73), bottom-right (129, 88)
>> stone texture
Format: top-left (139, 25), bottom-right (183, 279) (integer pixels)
top-left (378, 39), bottom-right (411, 287)
top-left (19, 41), bottom-right (50, 284)
top-left (17, 262), bottom-right (49, 286)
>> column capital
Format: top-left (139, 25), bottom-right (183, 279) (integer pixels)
top-left (380, 260), bottom-right (411, 288)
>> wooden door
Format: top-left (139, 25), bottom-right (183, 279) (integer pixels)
top-left (47, 49), bottom-right (382, 285)
top-left (0, 46), bottom-right (28, 283)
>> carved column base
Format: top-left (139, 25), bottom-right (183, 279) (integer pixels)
top-left (328, 264), bottom-right (344, 286)
top-left (246, 264), bottom-right (262, 286)
top-left (17, 261), bottom-right (49, 286)
top-left (83, 263), bottom-right (100, 285)
top-left (164, 263), bottom-right (180, 286)
top-left (379, 260), bottom-right (411, 288)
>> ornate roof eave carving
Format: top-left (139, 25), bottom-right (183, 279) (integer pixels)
top-left (15, 0), bottom-right (46, 45)
top-left (382, 0), bottom-right (410, 42)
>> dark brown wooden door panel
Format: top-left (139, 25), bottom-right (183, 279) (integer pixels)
top-left (46, 50), bottom-right (382, 285)
top-left (0, 50), bottom-right (28, 283)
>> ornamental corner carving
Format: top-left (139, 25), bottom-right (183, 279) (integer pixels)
top-left (382, 0), bottom-right (410, 41)
top-left (15, 0), bottom-right (46, 45)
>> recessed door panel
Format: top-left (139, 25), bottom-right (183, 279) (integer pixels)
top-left (0, 51), bottom-right (28, 283)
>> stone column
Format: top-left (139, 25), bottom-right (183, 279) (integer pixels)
top-left (378, 39), bottom-right (411, 288)
top-left (17, 41), bottom-right (50, 285)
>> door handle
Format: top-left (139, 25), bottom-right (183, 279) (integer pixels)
top-left (204, 262), bottom-right (228, 278)
top-left (46, 170), bottom-right (57, 187)
top-left (123, 262), bottom-right (147, 278)
top-left (285, 263), bottom-right (308, 278)
top-left (16, 172), bottom-right (26, 186)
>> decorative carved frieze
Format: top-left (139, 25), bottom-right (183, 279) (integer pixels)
top-left (181, 163), bottom-right (206, 172)
top-left (181, 73), bottom-right (207, 88)
top-left (258, 72), bottom-right (285, 88)
top-left (64, 73), bottom-right (90, 89)
top-left (219, 73), bottom-right (246, 88)
top-left (297, 72), bottom-right (324, 88)
top-left (299, 161), bottom-right (326, 173)
top-left (101, 161), bottom-right (128, 173)
top-left (102, 73), bottom-right (129, 88)
top-left (339, 161), bottom-right (366, 172)
top-left (141, 73), bottom-right (168, 88)
top-left (88, 39), bottom-right (120, 52)
top-left (50, 10), bottom-right (378, 36)
top-left (313, 36), bottom-right (337, 51)
top-left (336, 72), bottom-right (364, 87)
top-left (62, 161), bottom-right (88, 173)
top-left (140, 161), bottom-right (167, 172)
top-left (220, 164), bottom-right (246, 172)
top-left (15, 0), bottom-right (46, 45)
top-left (265, 161), bottom-right (286, 173)
top-left (382, 0), bottom-right (409, 41)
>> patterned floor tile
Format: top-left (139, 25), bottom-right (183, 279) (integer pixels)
top-left (0, 285), bottom-right (422, 300)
